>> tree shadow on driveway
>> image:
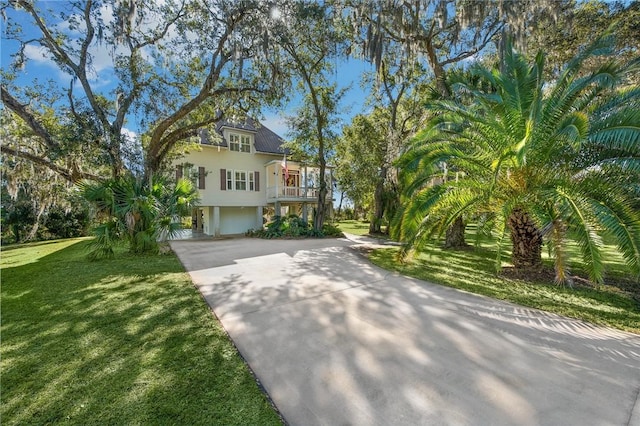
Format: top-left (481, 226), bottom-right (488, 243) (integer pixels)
top-left (175, 237), bottom-right (640, 426)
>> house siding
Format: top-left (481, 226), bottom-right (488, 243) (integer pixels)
top-left (180, 145), bottom-right (277, 207)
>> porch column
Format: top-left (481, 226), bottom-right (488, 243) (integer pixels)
top-left (213, 206), bottom-right (220, 237)
top-left (256, 206), bottom-right (263, 229)
top-left (201, 206), bottom-right (211, 235)
top-left (274, 164), bottom-right (279, 199)
top-left (302, 203), bottom-right (308, 223)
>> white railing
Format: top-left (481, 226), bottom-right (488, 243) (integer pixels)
top-left (266, 186), bottom-right (322, 200)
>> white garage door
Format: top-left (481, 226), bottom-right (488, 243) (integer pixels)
top-left (220, 207), bottom-right (258, 235)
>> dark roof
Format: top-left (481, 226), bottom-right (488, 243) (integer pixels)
top-left (197, 128), bottom-right (226, 147)
top-left (198, 117), bottom-right (288, 155)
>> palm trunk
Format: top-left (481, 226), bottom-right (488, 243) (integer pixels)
top-left (444, 216), bottom-right (467, 249)
top-left (508, 208), bottom-right (543, 270)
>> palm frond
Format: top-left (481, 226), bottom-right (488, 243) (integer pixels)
top-left (556, 187), bottom-right (605, 284)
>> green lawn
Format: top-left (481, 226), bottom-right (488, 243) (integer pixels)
top-left (337, 221), bottom-right (640, 333)
top-left (335, 219), bottom-right (376, 236)
top-left (1, 239), bottom-right (282, 425)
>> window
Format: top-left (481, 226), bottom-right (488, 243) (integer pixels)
top-left (241, 135), bottom-right (251, 152)
top-left (221, 169), bottom-right (259, 191)
top-left (235, 171), bottom-right (247, 191)
top-left (229, 133), bottom-right (251, 153)
top-left (226, 170), bottom-right (233, 190)
top-left (229, 134), bottom-right (240, 151)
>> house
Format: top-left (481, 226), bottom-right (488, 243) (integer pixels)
top-left (174, 117), bottom-right (333, 236)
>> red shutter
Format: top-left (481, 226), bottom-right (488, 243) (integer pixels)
top-left (198, 167), bottom-right (205, 189)
top-left (254, 171), bottom-right (260, 191)
top-left (176, 165), bottom-right (183, 180)
top-left (220, 169), bottom-right (226, 191)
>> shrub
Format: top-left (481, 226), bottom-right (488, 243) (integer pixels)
top-left (322, 222), bottom-right (344, 237)
top-left (248, 215), bottom-right (343, 239)
top-left (44, 204), bottom-right (92, 239)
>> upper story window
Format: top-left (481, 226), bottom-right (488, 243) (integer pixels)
top-left (224, 169), bottom-right (258, 191)
top-left (229, 133), bottom-right (251, 153)
top-left (235, 171), bottom-right (247, 190)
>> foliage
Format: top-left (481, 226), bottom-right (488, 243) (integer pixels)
top-left (82, 176), bottom-right (199, 259)
top-left (42, 203), bottom-right (92, 239)
top-left (0, 181), bottom-right (92, 244)
top-left (321, 222), bottom-right (344, 238)
top-left (0, 239), bottom-right (281, 425)
top-left (339, 0), bottom-right (563, 242)
top-left (2, 0), bottom-right (291, 180)
top-left (335, 114), bottom-right (382, 214)
top-left (343, 0), bottom-right (565, 97)
top-left (269, 1), bottom-right (347, 232)
top-left (0, 184), bottom-right (88, 244)
top-left (0, 188), bottom-right (36, 244)
top-left (526, 0), bottom-right (640, 82)
top-left (0, 108), bottom-right (100, 243)
top-left (247, 214), bottom-right (344, 239)
top-left (395, 34), bottom-right (640, 284)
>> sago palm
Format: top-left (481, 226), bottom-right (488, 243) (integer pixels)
top-left (394, 35), bottom-right (640, 284)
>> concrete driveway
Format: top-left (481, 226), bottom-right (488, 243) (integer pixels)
top-left (170, 236), bottom-right (640, 426)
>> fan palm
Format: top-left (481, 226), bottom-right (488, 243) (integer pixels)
top-left (394, 35), bottom-right (640, 284)
top-left (82, 176), bottom-right (199, 258)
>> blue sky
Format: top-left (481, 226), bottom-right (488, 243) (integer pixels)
top-left (1, 2), bottom-right (375, 141)
top-left (263, 57), bottom-right (373, 137)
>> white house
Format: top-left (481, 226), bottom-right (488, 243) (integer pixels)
top-left (174, 117), bottom-right (333, 236)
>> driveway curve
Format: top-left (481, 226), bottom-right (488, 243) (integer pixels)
top-left (170, 236), bottom-right (640, 426)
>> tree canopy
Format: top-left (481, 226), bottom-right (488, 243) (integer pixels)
top-left (2, 0), bottom-right (290, 180)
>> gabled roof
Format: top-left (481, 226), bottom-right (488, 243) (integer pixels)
top-left (198, 117), bottom-right (288, 155)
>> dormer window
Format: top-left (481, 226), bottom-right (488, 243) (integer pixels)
top-left (229, 133), bottom-right (251, 153)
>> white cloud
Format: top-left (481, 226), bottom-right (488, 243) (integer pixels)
top-left (23, 44), bottom-right (75, 82)
top-left (23, 44), bottom-right (51, 64)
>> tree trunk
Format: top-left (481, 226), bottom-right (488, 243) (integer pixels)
top-left (508, 208), bottom-right (543, 270)
top-left (370, 175), bottom-right (385, 234)
top-left (313, 183), bottom-right (327, 232)
top-left (313, 150), bottom-right (328, 232)
top-left (444, 216), bottom-right (467, 249)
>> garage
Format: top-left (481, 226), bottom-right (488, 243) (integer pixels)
top-left (219, 206), bottom-right (260, 235)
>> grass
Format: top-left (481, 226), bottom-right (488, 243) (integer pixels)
top-left (1, 239), bottom-right (282, 425)
top-left (335, 219), bottom-right (385, 236)
top-left (340, 222), bottom-right (640, 333)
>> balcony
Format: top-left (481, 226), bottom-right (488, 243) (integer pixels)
top-left (264, 159), bottom-right (332, 204)
top-left (266, 186), bottom-right (319, 202)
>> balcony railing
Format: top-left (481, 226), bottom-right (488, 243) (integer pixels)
top-left (266, 186), bottom-right (322, 200)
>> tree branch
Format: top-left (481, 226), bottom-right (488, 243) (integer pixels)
top-left (1, 85), bottom-right (60, 152)
top-left (1, 145), bottom-right (101, 183)
top-left (441, 21), bottom-right (504, 66)
top-left (146, 8), bottom-right (244, 169)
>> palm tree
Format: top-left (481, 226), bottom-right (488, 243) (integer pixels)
top-left (394, 34), bottom-right (640, 284)
top-left (82, 176), bottom-right (199, 258)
